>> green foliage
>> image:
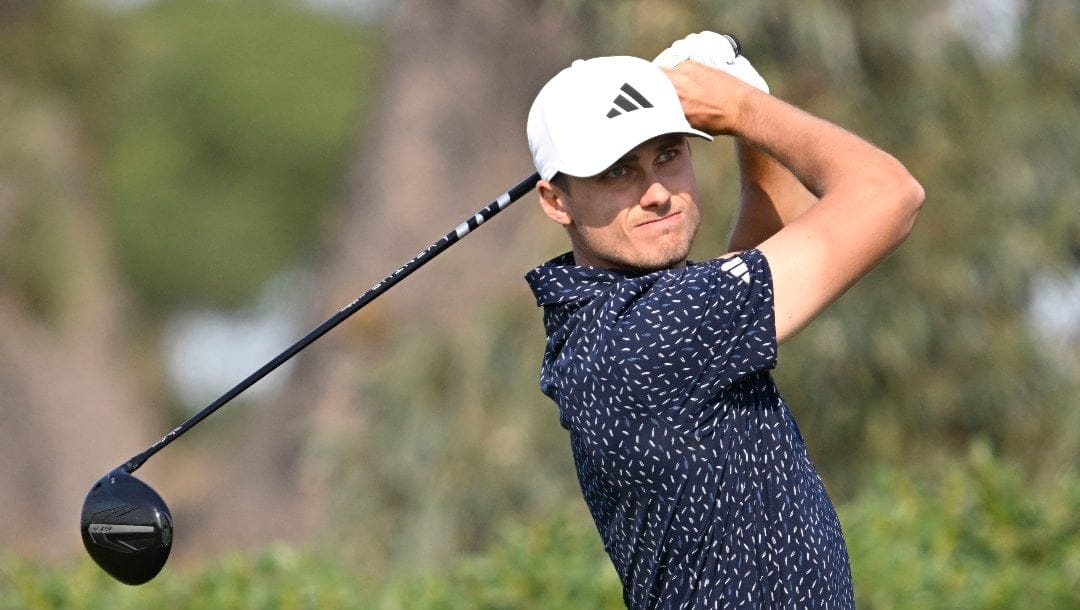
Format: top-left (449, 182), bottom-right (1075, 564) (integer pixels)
top-left (0, 544), bottom-right (367, 610)
top-left (320, 304), bottom-right (583, 574)
top-left (0, 0), bottom-right (121, 324)
top-left (103, 0), bottom-right (381, 310)
top-left (6, 452), bottom-right (1079, 609)
top-left (781, 3), bottom-right (1080, 493)
top-left (843, 443), bottom-right (1080, 609)
top-left (0, 0), bottom-right (380, 315)
top-left (0, 513), bottom-right (616, 610)
top-left (375, 511), bottom-right (623, 609)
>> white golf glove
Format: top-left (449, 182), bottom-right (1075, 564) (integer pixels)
top-left (653, 31), bottom-right (770, 94)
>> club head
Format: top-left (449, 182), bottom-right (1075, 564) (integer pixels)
top-left (80, 468), bottom-right (173, 585)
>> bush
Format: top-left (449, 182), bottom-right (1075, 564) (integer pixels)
top-left (843, 443), bottom-right (1080, 608)
top-left (5, 451), bottom-right (1079, 609)
top-left (0, 545), bottom-right (367, 610)
top-left (374, 510), bottom-right (623, 610)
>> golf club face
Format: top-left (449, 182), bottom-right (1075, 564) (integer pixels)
top-left (81, 469), bottom-right (173, 585)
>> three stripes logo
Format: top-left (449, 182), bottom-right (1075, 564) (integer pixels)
top-left (607, 83), bottom-right (654, 118)
top-left (721, 256), bottom-right (752, 285)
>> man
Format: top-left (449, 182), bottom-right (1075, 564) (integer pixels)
top-left (523, 32), bottom-right (924, 608)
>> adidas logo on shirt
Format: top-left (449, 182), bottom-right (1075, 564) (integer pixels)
top-left (607, 83), bottom-right (654, 118)
top-left (721, 256), bottom-right (751, 285)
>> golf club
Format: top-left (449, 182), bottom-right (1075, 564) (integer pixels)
top-left (81, 172), bottom-right (541, 585)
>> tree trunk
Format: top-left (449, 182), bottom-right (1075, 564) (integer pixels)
top-left (0, 84), bottom-right (158, 560)
top-left (188, 0), bottom-right (568, 559)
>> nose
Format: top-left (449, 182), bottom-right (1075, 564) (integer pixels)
top-left (640, 180), bottom-right (671, 209)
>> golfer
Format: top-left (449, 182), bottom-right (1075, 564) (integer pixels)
top-left (524, 32), bottom-right (924, 608)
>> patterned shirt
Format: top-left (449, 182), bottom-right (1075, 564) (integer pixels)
top-left (525, 249), bottom-right (854, 609)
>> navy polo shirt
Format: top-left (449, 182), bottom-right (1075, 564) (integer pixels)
top-left (526, 249), bottom-right (854, 609)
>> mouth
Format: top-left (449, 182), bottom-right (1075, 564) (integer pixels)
top-left (635, 211), bottom-right (681, 229)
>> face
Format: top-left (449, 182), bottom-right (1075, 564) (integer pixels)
top-left (539, 134), bottom-right (701, 272)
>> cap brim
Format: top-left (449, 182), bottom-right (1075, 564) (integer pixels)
top-left (559, 128), bottom-right (713, 179)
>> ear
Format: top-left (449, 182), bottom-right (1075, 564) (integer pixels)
top-left (538, 180), bottom-right (573, 226)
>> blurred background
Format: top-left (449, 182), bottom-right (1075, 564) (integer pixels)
top-left (1, 0), bottom-right (1078, 607)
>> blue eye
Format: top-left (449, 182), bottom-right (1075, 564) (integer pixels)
top-left (605, 165), bottom-right (629, 179)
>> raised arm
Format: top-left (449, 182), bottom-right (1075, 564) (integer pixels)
top-left (666, 61), bottom-right (925, 343)
top-left (727, 140), bottom-right (818, 252)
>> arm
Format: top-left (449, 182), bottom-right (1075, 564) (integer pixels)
top-left (650, 31), bottom-right (816, 251)
top-left (667, 62), bottom-right (925, 343)
top-left (727, 139), bottom-right (818, 252)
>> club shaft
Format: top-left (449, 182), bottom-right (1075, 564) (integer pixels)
top-left (122, 173), bottom-right (541, 474)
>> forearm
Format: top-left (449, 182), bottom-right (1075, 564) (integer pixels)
top-left (727, 139), bottom-right (817, 252)
top-left (732, 88), bottom-right (913, 203)
top-left (669, 62), bottom-right (916, 204)
top-left (666, 62), bottom-right (917, 254)
top-left (735, 84), bottom-right (924, 341)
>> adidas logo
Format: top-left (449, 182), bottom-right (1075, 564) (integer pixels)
top-left (720, 256), bottom-right (751, 285)
top-left (606, 83), bottom-right (654, 118)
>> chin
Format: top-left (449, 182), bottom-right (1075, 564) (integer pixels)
top-left (649, 244), bottom-right (692, 269)
top-left (580, 238), bottom-right (692, 272)
top-left (628, 250), bottom-right (689, 272)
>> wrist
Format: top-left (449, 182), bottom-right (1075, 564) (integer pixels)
top-left (727, 83), bottom-right (770, 138)
top-left (667, 62), bottom-right (757, 136)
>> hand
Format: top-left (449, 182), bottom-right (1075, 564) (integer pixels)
top-left (653, 31), bottom-right (769, 94)
top-left (660, 60), bottom-right (756, 136)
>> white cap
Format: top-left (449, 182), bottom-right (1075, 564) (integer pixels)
top-left (527, 55), bottom-right (712, 181)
